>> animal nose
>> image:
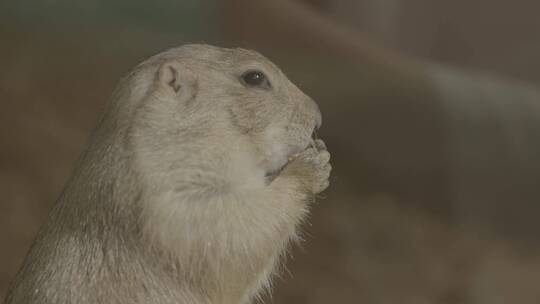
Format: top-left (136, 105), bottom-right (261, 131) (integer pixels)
top-left (307, 97), bottom-right (322, 130)
top-left (314, 110), bottom-right (322, 130)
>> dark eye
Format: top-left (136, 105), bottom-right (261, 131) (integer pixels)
top-left (241, 70), bottom-right (271, 89)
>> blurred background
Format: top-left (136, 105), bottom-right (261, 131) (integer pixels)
top-left (2, 0), bottom-right (540, 303)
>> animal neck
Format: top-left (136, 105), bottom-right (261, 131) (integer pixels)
top-left (129, 122), bottom-right (274, 303)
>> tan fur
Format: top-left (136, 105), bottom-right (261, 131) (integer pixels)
top-left (5, 44), bottom-right (331, 304)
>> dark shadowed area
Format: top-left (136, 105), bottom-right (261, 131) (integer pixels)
top-left (2, 0), bottom-right (540, 303)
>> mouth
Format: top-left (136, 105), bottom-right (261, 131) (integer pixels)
top-left (265, 128), bottom-right (318, 181)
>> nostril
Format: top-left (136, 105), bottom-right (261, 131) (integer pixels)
top-left (313, 104), bottom-right (322, 130)
top-left (314, 111), bottom-right (322, 130)
top-left (303, 95), bottom-right (322, 130)
top-left (315, 116), bottom-right (322, 130)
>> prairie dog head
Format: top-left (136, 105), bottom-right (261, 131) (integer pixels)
top-left (126, 44), bottom-right (321, 181)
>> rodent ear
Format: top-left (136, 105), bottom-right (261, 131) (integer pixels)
top-left (157, 61), bottom-right (198, 102)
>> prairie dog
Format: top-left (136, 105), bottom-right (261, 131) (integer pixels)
top-left (5, 44), bottom-right (331, 304)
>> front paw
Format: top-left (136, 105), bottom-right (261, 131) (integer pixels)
top-left (281, 139), bottom-right (331, 194)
